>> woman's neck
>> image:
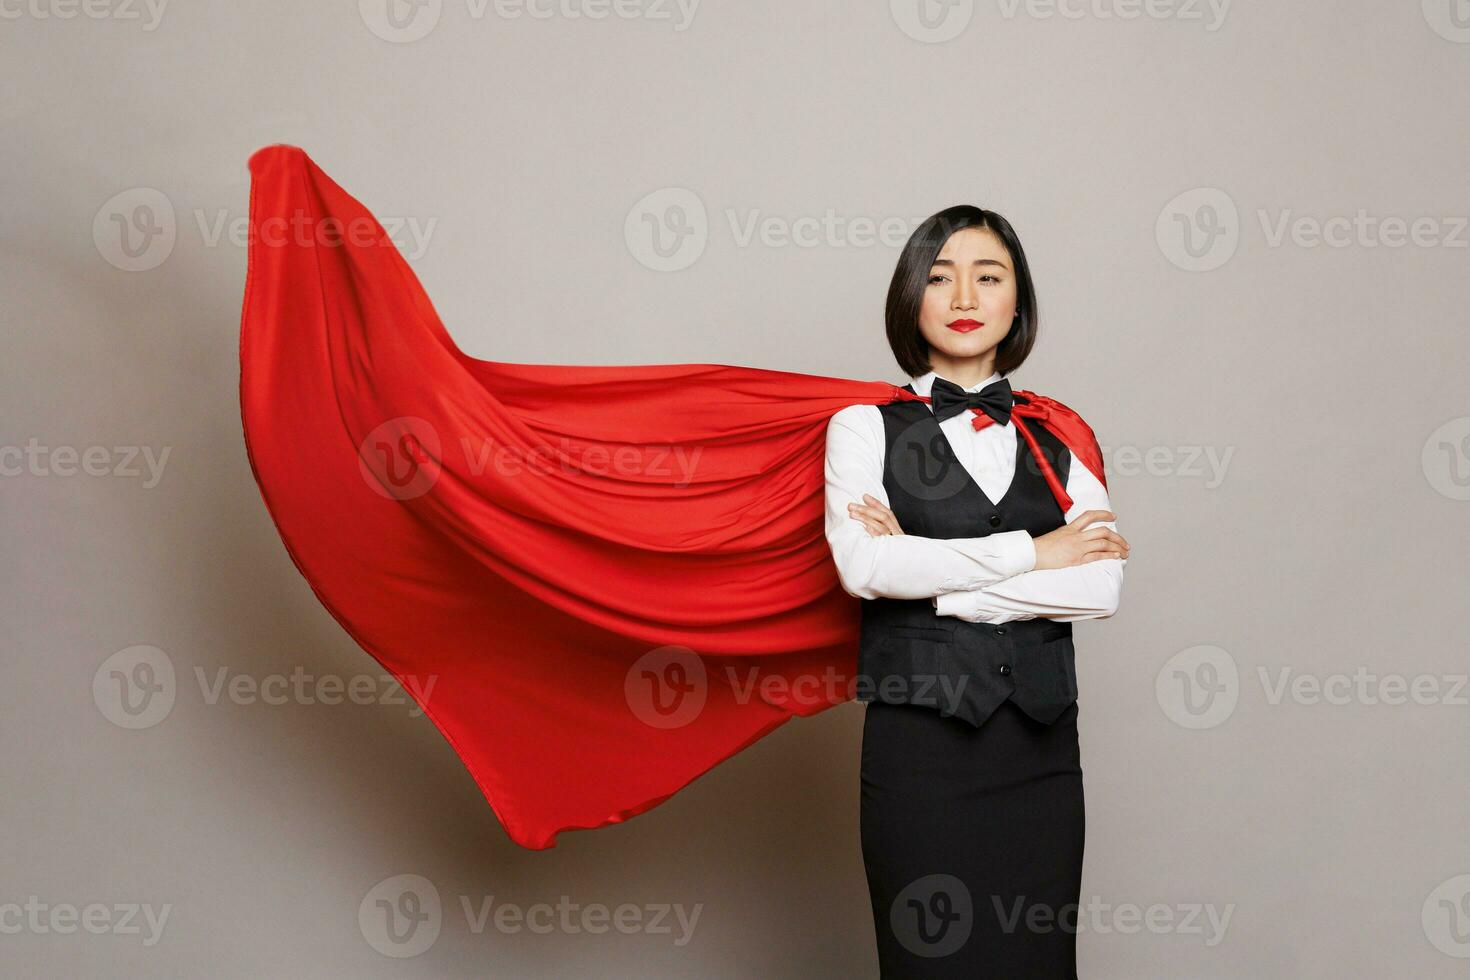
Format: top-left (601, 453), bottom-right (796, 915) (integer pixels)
top-left (927, 354), bottom-right (999, 390)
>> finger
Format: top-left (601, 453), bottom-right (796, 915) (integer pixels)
top-left (1088, 536), bottom-right (1129, 557)
top-left (850, 506), bottom-right (887, 526)
top-left (1069, 509), bottom-right (1116, 529)
top-left (1074, 533), bottom-right (1125, 557)
top-left (855, 499), bottom-right (903, 535)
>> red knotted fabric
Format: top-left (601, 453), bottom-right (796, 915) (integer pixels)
top-left (238, 145), bottom-right (1108, 849)
top-left (954, 399), bottom-right (1093, 515)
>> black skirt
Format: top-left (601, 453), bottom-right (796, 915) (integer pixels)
top-left (860, 697), bottom-right (1085, 978)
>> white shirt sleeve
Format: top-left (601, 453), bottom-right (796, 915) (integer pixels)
top-left (824, 405), bottom-right (1036, 601)
top-left (932, 452), bottom-right (1125, 623)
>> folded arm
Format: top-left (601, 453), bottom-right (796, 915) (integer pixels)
top-left (932, 451), bottom-right (1125, 624)
top-left (824, 405), bottom-right (1036, 601)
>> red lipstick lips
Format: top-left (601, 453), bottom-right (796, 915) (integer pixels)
top-left (947, 318), bottom-right (984, 333)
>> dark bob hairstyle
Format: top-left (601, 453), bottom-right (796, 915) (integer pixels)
top-left (884, 205), bottom-right (1039, 378)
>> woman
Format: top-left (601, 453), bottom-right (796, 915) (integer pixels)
top-left (824, 206), bottom-right (1130, 977)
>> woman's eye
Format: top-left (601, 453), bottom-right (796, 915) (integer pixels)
top-left (927, 275), bottom-right (947, 284)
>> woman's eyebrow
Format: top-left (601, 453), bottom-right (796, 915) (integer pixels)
top-left (931, 258), bottom-right (1009, 268)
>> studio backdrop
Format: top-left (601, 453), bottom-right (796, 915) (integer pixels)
top-left (3, 2), bottom-right (1468, 977)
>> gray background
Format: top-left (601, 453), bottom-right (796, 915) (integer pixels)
top-left (4, 1), bottom-right (1469, 976)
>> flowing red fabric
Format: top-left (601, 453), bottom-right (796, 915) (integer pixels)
top-left (238, 144), bottom-right (1108, 849)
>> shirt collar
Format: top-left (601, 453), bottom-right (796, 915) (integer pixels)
top-left (910, 368), bottom-right (1004, 399)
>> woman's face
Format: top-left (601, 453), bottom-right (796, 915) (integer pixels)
top-left (917, 226), bottom-right (1019, 379)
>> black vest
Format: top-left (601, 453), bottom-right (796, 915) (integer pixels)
top-left (855, 384), bottom-right (1079, 727)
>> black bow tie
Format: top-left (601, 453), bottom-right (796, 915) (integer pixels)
top-left (928, 376), bottom-right (1014, 427)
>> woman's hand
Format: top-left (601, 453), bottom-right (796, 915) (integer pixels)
top-left (848, 494), bottom-right (905, 537)
top-left (1033, 510), bottom-right (1130, 570)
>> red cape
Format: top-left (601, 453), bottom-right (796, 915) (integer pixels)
top-left (238, 145), bottom-right (1108, 849)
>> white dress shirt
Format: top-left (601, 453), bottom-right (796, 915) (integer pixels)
top-left (824, 369), bottom-right (1125, 624)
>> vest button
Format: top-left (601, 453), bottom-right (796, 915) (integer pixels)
top-left (998, 664), bottom-right (1012, 676)
top-left (995, 627), bottom-right (1007, 636)
top-left (988, 514), bottom-right (1003, 527)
